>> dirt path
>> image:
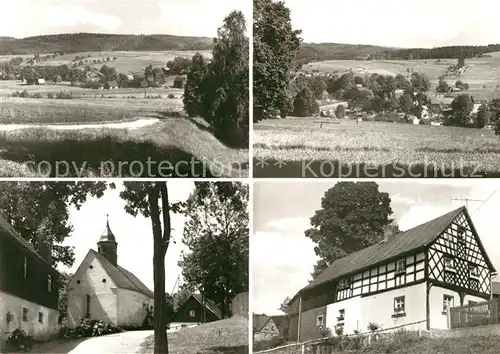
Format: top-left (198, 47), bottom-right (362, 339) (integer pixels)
top-left (31, 331), bottom-right (154, 354)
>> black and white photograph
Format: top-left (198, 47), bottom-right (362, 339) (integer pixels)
top-left (252, 179), bottom-right (500, 353)
top-left (0, 181), bottom-right (249, 354)
top-left (253, 0), bottom-right (500, 178)
top-left (0, 0), bottom-right (250, 178)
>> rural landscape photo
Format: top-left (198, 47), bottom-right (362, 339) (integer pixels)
top-left (0, 181), bottom-right (249, 354)
top-left (253, 0), bottom-right (500, 177)
top-left (252, 180), bottom-right (500, 353)
top-left (0, 0), bottom-right (249, 177)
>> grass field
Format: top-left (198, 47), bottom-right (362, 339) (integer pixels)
top-left (139, 317), bottom-right (248, 354)
top-left (0, 96), bottom-right (248, 178)
top-left (303, 51), bottom-right (500, 100)
top-left (261, 334), bottom-right (500, 354)
top-left (253, 118), bottom-right (500, 177)
top-left (0, 50), bottom-right (212, 74)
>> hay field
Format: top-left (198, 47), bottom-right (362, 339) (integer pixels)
top-left (304, 51), bottom-right (500, 100)
top-left (0, 96), bottom-right (247, 178)
top-left (0, 50), bottom-right (212, 73)
top-left (253, 118), bottom-right (500, 177)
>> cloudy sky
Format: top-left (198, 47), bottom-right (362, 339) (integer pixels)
top-left (1, 0), bottom-right (250, 38)
top-left (284, 0), bottom-right (500, 48)
top-left (252, 179), bottom-right (500, 315)
top-left (57, 181), bottom-right (194, 294)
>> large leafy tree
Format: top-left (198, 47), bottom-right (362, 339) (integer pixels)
top-left (278, 296), bottom-right (292, 314)
top-left (183, 11), bottom-right (249, 147)
top-left (179, 182), bottom-right (248, 318)
top-left (119, 182), bottom-right (185, 354)
top-left (449, 94), bottom-right (473, 127)
top-left (0, 182), bottom-right (109, 267)
top-left (254, 0), bottom-right (302, 122)
top-left (305, 182), bottom-right (396, 280)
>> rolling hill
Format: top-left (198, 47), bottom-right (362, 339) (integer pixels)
top-left (0, 33), bottom-right (214, 55)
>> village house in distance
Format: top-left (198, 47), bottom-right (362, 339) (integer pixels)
top-left (288, 206), bottom-right (495, 341)
top-left (67, 216), bottom-right (154, 328)
top-left (0, 213), bottom-right (61, 347)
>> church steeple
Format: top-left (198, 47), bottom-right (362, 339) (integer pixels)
top-left (97, 214), bottom-right (118, 266)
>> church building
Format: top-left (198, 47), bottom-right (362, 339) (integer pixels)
top-left (288, 206), bottom-right (495, 341)
top-left (67, 216), bottom-right (154, 328)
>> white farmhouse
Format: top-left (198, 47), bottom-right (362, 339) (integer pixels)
top-left (287, 207), bottom-right (494, 341)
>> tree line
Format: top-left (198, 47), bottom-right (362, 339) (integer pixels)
top-left (0, 33), bottom-right (213, 55)
top-left (293, 43), bottom-right (500, 65)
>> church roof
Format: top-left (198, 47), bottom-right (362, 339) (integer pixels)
top-left (301, 206), bottom-right (495, 292)
top-left (98, 215), bottom-right (116, 243)
top-left (90, 249), bottom-right (153, 298)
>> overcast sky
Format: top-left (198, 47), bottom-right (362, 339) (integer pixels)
top-left (252, 179), bottom-right (500, 315)
top-left (0, 0), bottom-right (250, 38)
top-left (284, 0), bottom-right (500, 48)
top-left (57, 181), bottom-right (193, 294)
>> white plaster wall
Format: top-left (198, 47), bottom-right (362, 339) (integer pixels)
top-left (429, 285), bottom-right (457, 329)
top-left (0, 291), bottom-right (59, 341)
top-left (326, 296), bottom-right (363, 334)
top-left (116, 288), bottom-right (153, 326)
top-left (67, 252), bottom-right (118, 327)
top-left (429, 285), bottom-right (490, 329)
top-left (360, 283), bottom-right (427, 332)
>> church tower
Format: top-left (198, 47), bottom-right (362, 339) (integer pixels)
top-left (97, 214), bottom-right (118, 266)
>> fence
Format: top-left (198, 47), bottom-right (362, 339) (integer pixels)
top-left (450, 298), bottom-right (500, 329)
top-left (255, 320), bottom-right (427, 354)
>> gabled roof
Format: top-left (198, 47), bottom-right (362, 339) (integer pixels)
top-left (253, 314), bottom-right (270, 332)
top-left (191, 293), bottom-right (222, 319)
top-left (302, 206), bottom-right (493, 292)
top-left (89, 249), bottom-right (153, 298)
top-left (272, 315), bottom-right (289, 334)
top-left (106, 80), bottom-right (118, 86)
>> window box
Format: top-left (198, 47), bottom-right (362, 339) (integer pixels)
top-left (391, 312), bottom-right (406, 318)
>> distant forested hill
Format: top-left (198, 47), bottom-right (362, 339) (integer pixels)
top-left (295, 42), bottom-right (500, 65)
top-left (0, 33), bottom-right (213, 55)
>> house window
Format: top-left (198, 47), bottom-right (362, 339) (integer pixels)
top-left (338, 278), bottom-right (351, 290)
top-left (85, 294), bottom-right (91, 318)
top-left (393, 296), bottom-right (405, 314)
top-left (337, 309), bottom-right (345, 321)
top-left (24, 257), bottom-right (27, 278)
top-left (189, 310), bottom-right (195, 318)
top-left (316, 314), bottom-right (324, 326)
top-left (457, 226), bottom-right (466, 244)
top-left (48, 275), bottom-right (52, 292)
top-left (38, 312), bottom-right (44, 323)
top-left (469, 265), bottom-right (479, 278)
top-left (271, 326), bottom-right (275, 331)
top-left (396, 260), bottom-right (406, 274)
top-left (444, 257), bottom-right (456, 271)
top-left (443, 295), bottom-right (454, 313)
top-left (22, 307), bottom-right (28, 322)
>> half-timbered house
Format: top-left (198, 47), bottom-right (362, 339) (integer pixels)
top-left (287, 206), bottom-right (495, 341)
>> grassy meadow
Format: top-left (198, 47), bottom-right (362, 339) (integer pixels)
top-left (303, 51), bottom-right (500, 100)
top-left (140, 317), bottom-right (248, 354)
top-left (253, 118), bottom-right (500, 177)
top-left (0, 49), bottom-right (247, 178)
top-left (0, 50), bottom-right (212, 73)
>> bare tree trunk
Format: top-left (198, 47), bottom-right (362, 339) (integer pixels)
top-left (148, 183), bottom-right (169, 354)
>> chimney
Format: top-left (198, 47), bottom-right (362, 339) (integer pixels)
top-left (382, 225), bottom-right (395, 243)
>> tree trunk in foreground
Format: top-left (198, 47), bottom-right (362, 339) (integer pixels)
top-left (148, 183), bottom-right (170, 354)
